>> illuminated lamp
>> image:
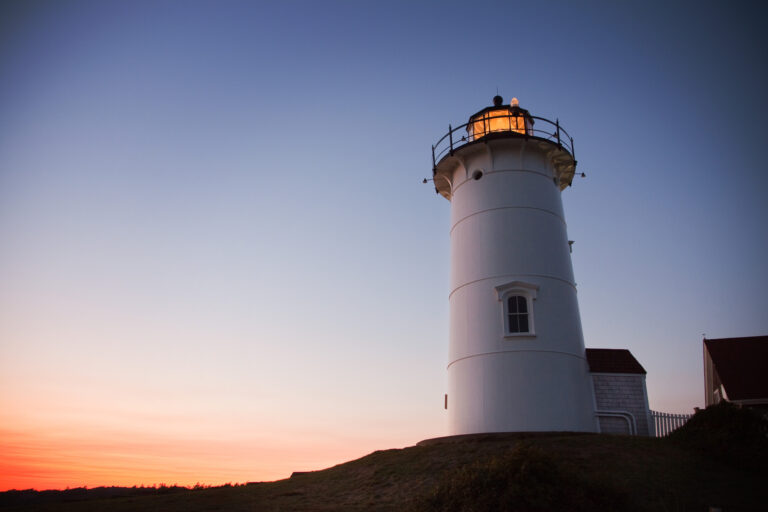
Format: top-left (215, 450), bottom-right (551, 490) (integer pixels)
top-left (467, 95), bottom-right (534, 141)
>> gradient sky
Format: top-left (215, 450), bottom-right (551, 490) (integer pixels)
top-left (1, 0), bottom-right (767, 491)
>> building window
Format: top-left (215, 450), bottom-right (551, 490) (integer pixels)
top-left (507, 295), bottom-right (529, 333)
top-left (495, 281), bottom-right (538, 338)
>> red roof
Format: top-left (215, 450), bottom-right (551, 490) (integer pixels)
top-left (586, 348), bottom-right (646, 374)
top-left (704, 336), bottom-right (768, 401)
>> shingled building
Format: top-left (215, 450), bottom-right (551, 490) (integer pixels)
top-left (587, 348), bottom-right (652, 436)
top-left (703, 336), bottom-right (768, 411)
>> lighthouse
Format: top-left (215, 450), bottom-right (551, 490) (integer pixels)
top-left (431, 96), bottom-right (597, 434)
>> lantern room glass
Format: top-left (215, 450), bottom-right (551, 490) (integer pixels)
top-left (468, 108), bottom-right (531, 141)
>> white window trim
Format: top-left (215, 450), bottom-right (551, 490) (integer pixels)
top-left (495, 281), bottom-right (538, 338)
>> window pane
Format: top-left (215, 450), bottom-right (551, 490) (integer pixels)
top-left (512, 115), bottom-right (524, 134)
top-left (488, 111), bottom-right (511, 133)
top-left (507, 297), bottom-right (517, 314)
top-left (517, 296), bottom-right (527, 313)
top-left (508, 314), bottom-right (519, 333)
top-left (519, 314), bottom-right (529, 333)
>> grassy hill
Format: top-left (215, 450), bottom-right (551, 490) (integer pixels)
top-left (2, 404), bottom-right (766, 511)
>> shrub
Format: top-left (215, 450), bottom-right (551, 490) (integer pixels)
top-left (419, 444), bottom-right (630, 512)
top-left (668, 401), bottom-right (768, 472)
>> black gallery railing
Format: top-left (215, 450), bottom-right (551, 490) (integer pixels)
top-left (432, 114), bottom-right (575, 170)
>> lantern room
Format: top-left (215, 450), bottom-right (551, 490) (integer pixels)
top-left (431, 96), bottom-right (578, 199)
top-left (467, 95), bottom-right (533, 141)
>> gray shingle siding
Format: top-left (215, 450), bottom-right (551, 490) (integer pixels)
top-left (592, 374), bottom-right (651, 436)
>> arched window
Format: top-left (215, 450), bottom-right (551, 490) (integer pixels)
top-left (507, 295), bottom-right (529, 334)
top-left (495, 281), bottom-right (538, 337)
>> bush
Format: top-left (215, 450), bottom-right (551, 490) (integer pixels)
top-left (668, 402), bottom-right (768, 472)
top-left (419, 444), bottom-right (630, 512)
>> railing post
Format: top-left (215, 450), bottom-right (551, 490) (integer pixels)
top-left (556, 118), bottom-right (561, 146)
top-left (448, 124), bottom-right (453, 155)
top-left (432, 144), bottom-right (436, 171)
top-left (522, 114), bottom-right (528, 139)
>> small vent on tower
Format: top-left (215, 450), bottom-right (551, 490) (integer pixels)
top-left (472, 170), bottom-right (483, 181)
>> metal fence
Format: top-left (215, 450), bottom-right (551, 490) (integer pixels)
top-left (650, 410), bottom-right (693, 437)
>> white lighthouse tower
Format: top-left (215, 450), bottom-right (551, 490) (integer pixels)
top-left (431, 96), bottom-right (597, 434)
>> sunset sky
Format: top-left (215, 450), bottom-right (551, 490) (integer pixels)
top-left (1, 0), bottom-right (767, 491)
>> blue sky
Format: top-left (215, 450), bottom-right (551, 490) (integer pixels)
top-left (1, 0), bottom-right (767, 488)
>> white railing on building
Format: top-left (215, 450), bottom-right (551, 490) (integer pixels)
top-left (650, 410), bottom-right (693, 437)
top-left (595, 410), bottom-right (637, 435)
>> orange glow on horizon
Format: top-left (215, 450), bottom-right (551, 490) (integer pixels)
top-left (0, 425), bottom-right (402, 492)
